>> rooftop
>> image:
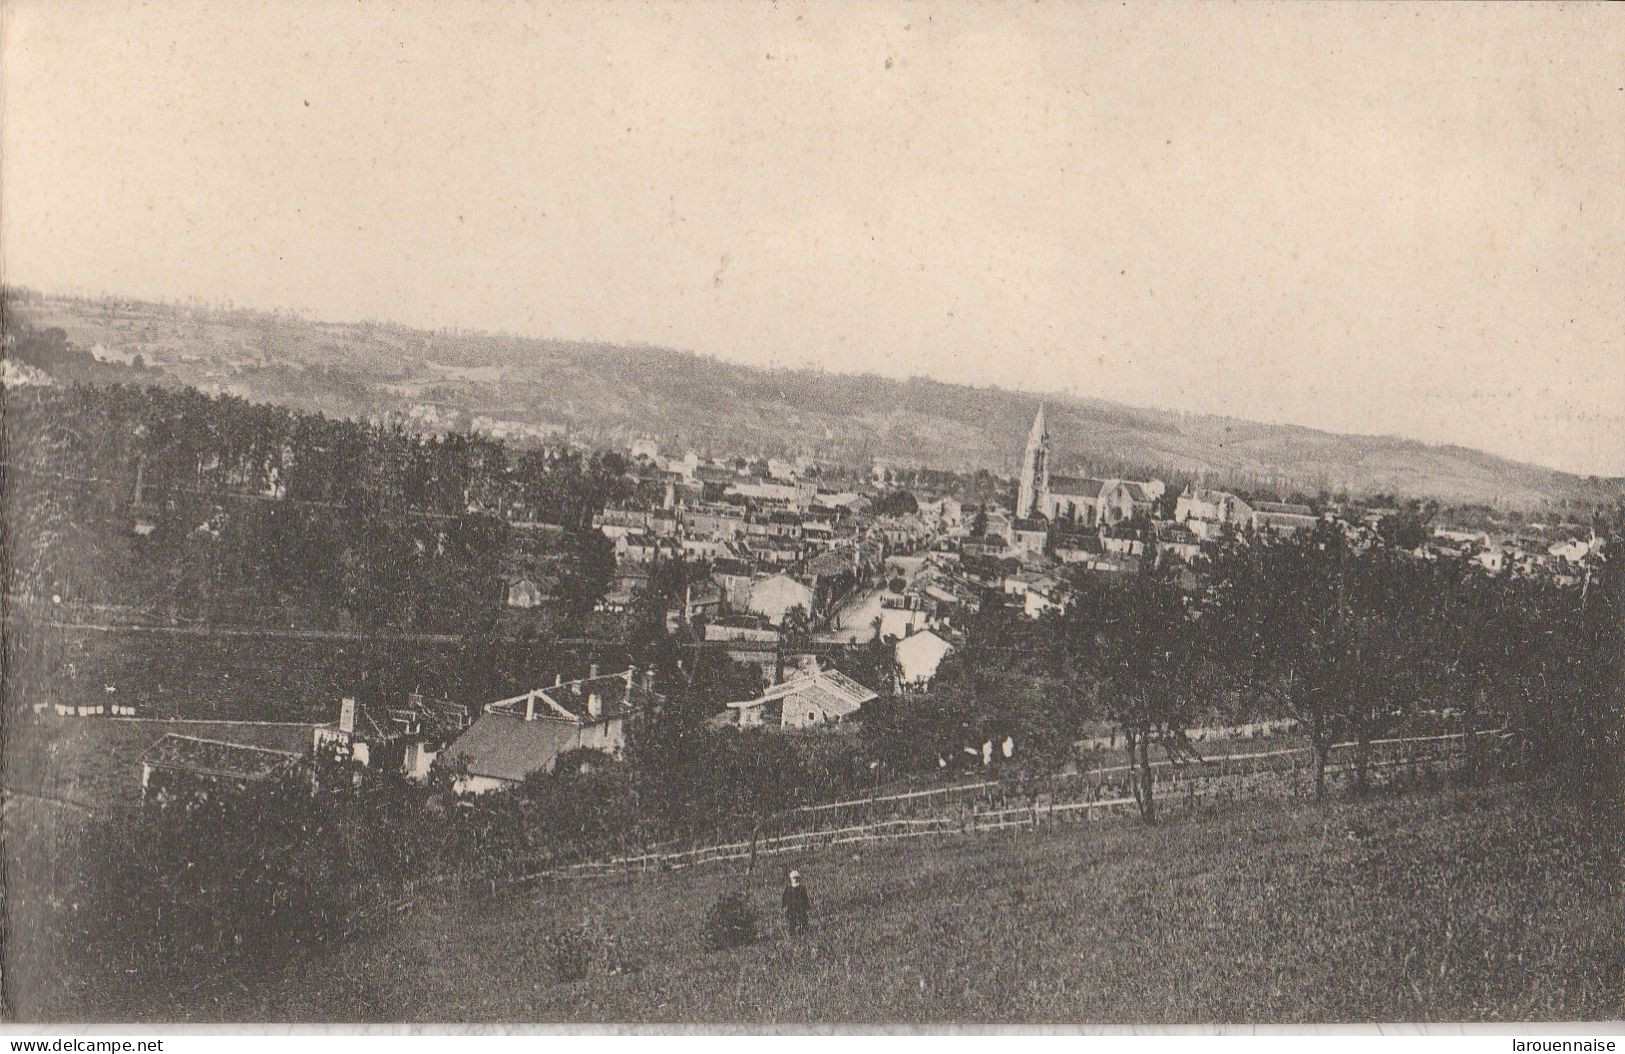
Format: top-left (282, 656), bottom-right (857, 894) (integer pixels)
top-left (141, 734), bottom-right (303, 783)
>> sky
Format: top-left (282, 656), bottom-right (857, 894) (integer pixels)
top-left (3, 0), bottom-right (1622, 476)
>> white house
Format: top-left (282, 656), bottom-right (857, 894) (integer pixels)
top-left (895, 629), bottom-right (954, 688)
top-left (746, 572), bottom-right (816, 626)
top-left (724, 660), bottom-right (878, 730)
top-left (1022, 576), bottom-right (1067, 618)
top-left (1175, 488), bottom-right (1254, 539)
top-left (877, 598), bottom-right (930, 641)
top-left (506, 577), bottom-right (544, 609)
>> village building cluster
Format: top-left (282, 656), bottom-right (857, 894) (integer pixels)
top-left (104, 408), bottom-right (1607, 802)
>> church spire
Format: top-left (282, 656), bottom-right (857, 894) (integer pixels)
top-left (1016, 404), bottom-right (1050, 520)
top-left (1029, 404), bottom-right (1047, 445)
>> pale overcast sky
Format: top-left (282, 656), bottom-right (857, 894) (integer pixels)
top-left (4, 1), bottom-right (1622, 475)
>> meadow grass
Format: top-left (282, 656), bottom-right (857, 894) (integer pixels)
top-left (103, 777), bottom-right (1619, 1025)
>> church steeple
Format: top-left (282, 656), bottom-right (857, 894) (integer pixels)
top-left (1016, 405), bottom-right (1050, 519)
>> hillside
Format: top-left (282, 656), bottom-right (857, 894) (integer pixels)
top-left (26, 780), bottom-right (1618, 1023)
top-left (12, 291), bottom-right (1620, 507)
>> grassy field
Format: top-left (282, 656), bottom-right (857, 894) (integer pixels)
top-left (79, 778), bottom-right (1619, 1025)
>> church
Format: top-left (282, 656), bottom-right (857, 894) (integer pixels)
top-left (1014, 407), bottom-right (1163, 528)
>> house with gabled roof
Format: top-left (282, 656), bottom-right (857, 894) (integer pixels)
top-left (445, 667), bottom-right (662, 793)
top-left (1176, 487), bottom-right (1254, 540)
top-left (895, 628), bottom-right (954, 689)
top-left (746, 572), bottom-right (816, 626)
top-left (723, 659), bottom-right (877, 730)
top-left (141, 734), bottom-right (303, 802)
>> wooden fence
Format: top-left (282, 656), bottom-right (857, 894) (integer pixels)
top-left (528, 730), bottom-right (1492, 884)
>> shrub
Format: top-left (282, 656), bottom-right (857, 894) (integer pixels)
top-left (699, 891), bottom-right (759, 951)
top-left (538, 921), bottom-right (639, 983)
top-left (542, 924), bottom-right (597, 983)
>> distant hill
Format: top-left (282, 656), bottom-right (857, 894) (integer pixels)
top-left (11, 290), bottom-right (1620, 508)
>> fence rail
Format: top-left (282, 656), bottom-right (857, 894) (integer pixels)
top-left (530, 730), bottom-right (1492, 884)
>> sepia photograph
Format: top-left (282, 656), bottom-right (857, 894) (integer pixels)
top-left (1, 0), bottom-right (1621, 1036)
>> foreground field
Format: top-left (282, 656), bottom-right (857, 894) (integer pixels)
top-left (106, 778), bottom-right (1619, 1024)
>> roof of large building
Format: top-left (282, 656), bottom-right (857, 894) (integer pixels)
top-left (1253, 501), bottom-right (1315, 516)
top-left (727, 662), bottom-right (878, 720)
top-left (486, 669), bottom-right (661, 725)
top-left (1048, 475), bottom-right (1108, 499)
top-left (1055, 532), bottom-right (1105, 553)
top-left (141, 734), bottom-right (303, 783)
top-left (804, 549), bottom-right (857, 578)
top-left (446, 713), bottom-right (582, 783)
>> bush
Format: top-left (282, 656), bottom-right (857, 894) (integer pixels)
top-left (542, 924), bottom-right (596, 983)
top-left (699, 891), bottom-right (759, 951)
top-left (540, 921), bottom-right (640, 983)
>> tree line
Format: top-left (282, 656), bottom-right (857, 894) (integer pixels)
top-left (4, 322), bottom-right (627, 635)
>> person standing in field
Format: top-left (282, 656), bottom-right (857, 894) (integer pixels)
top-left (782, 869), bottom-right (811, 935)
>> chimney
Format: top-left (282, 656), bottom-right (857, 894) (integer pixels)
top-left (554, 673), bottom-right (562, 688)
top-left (339, 697), bottom-right (356, 735)
top-left (525, 690), bottom-right (535, 721)
top-left (588, 692), bottom-right (603, 719)
top-left (589, 663), bottom-right (599, 680)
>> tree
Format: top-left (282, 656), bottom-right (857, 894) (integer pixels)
top-left (686, 649), bottom-right (767, 714)
top-left (1207, 525), bottom-right (1345, 799)
top-left (557, 526), bottom-right (615, 618)
top-left (1055, 561), bottom-right (1207, 821)
top-left (778, 604), bottom-right (813, 651)
top-left (1208, 524), bottom-right (1426, 798)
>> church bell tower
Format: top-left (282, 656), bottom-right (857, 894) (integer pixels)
top-left (1016, 406), bottom-right (1049, 519)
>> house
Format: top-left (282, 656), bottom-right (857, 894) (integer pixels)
top-left (1022, 576), bottom-right (1067, 618)
top-left (1252, 501), bottom-right (1318, 535)
top-left (506, 576), bottom-right (544, 609)
top-left (1010, 518), bottom-right (1049, 557)
top-left (141, 734), bottom-right (303, 802)
top-left (1102, 524), bottom-right (1147, 556)
top-left (1175, 488), bottom-right (1253, 539)
top-left (746, 572), bottom-right (816, 626)
top-left (814, 490), bottom-right (868, 513)
top-left (1548, 537), bottom-right (1591, 563)
top-left (680, 537), bottom-right (731, 560)
top-left (1053, 532), bottom-right (1104, 564)
top-left (704, 616), bottom-right (781, 644)
top-left (711, 557), bottom-right (756, 611)
top-left (724, 660), bottom-right (878, 730)
top-left (979, 508), bottom-right (1014, 543)
top-left (679, 576), bottom-right (726, 622)
top-left (877, 594), bottom-right (930, 641)
top-left (895, 628), bottom-right (954, 688)
top-left (727, 480), bottom-right (804, 507)
top-left (595, 505), bottom-right (653, 535)
top-left (616, 532), bottom-right (662, 563)
top-left (1155, 522), bottom-right (1202, 563)
top-left (445, 667), bottom-right (660, 794)
top-left (918, 496), bottom-right (963, 529)
top-left (312, 694), bottom-right (471, 783)
top-left (682, 502), bottom-right (746, 540)
top-left (759, 511), bottom-right (805, 540)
